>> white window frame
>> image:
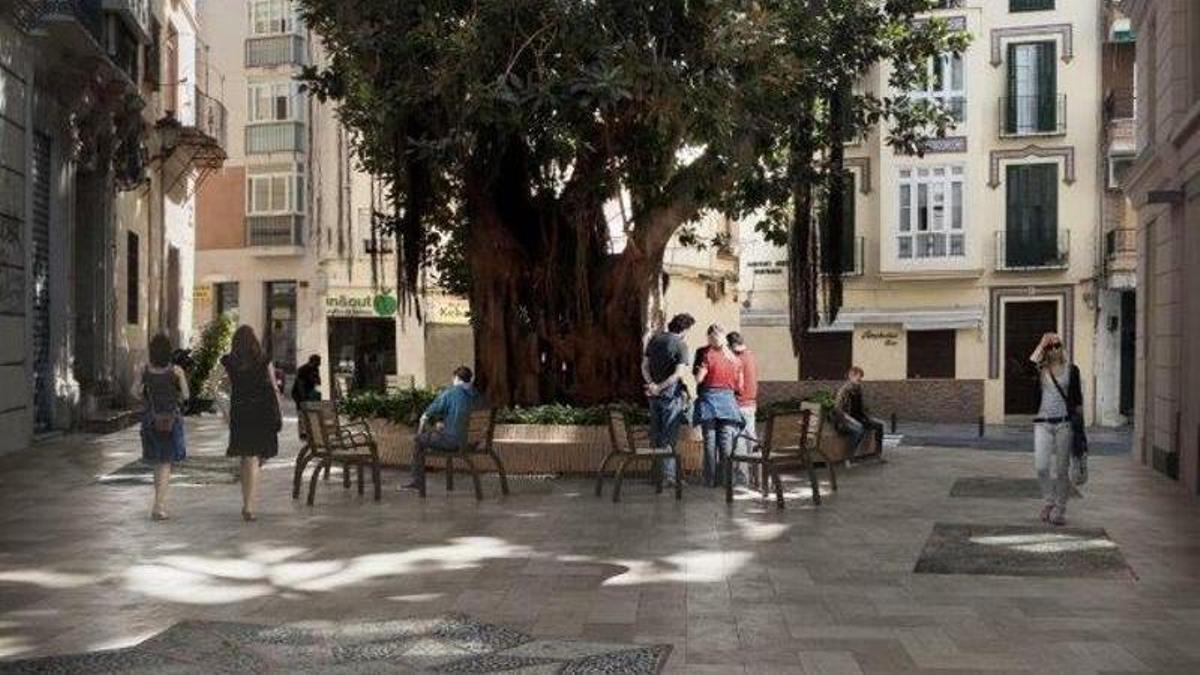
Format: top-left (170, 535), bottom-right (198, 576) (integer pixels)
top-left (912, 52), bottom-right (966, 123)
top-left (247, 81), bottom-right (303, 124)
top-left (897, 165), bottom-right (966, 261)
top-left (248, 0), bottom-right (298, 37)
top-left (246, 171), bottom-right (305, 216)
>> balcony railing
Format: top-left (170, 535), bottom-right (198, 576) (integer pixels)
top-left (102, 0), bottom-right (150, 41)
top-left (1105, 227), bottom-right (1137, 279)
top-left (999, 95), bottom-right (1067, 137)
top-left (245, 34), bottom-right (307, 68)
top-left (820, 236), bottom-right (865, 277)
top-left (37, 0), bottom-right (105, 46)
top-left (246, 214), bottom-right (304, 247)
top-left (245, 122), bottom-right (305, 154)
top-left (995, 230), bottom-right (1070, 271)
top-left (193, 88), bottom-right (227, 151)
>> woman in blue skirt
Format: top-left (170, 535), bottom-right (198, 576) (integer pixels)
top-left (139, 334), bottom-right (189, 521)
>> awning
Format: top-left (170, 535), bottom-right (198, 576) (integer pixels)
top-left (740, 307), bottom-right (985, 332)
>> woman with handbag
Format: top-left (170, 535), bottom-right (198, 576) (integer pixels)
top-left (138, 334), bottom-right (189, 521)
top-left (1029, 333), bottom-right (1084, 526)
top-left (221, 326), bottom-right (282, 521)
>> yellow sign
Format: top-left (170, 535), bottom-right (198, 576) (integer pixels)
top-left (425, 295), bottom-right (471, 325)
top-left (193, 285), bottom-right (212, 303)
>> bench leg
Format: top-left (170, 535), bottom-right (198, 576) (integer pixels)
top-left (673, 453), bottom-right (683, 500)
top-left (595, 451), bottom-right (618, 497)
top-left (324, 462), bottom-right (331, 481)
top-left (612, 455), bottom-right (635, 503)
top-left (307, 460), bottom-right (325, 506)
top-left (343, 463), bottom-right (351, 489)
top-left (292, 448), bottom-right (311, 500)
top-left (488, 450), bottom-right (510, 496)
top-left (460, 455), bottom-right (484, 500)
top-left (806, 454), bottom-right (822, 506)
top-left (357, 463), bottom-right (365, 495)
top-left (725, 455), bottom-right (735, 504)
top-left (771, 466), bottom-right (785, 509)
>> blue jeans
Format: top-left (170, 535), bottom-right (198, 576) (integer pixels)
top-left (648, 394), bottom-right (685, 481)
top-left (412, 430), bottom-right (460, 483)
top-left (701, 420), bottom-right (739, 488)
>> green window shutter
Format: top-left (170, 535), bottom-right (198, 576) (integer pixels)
top-left (1006, 44), bottom-right (1019, 134)
top-left (1036, 42), bottom-right (1057, 132)
top-left (1010, 0), bottom-right (1054, 12)
top-left (1006, 165), bottom-right (1026, 267)
top-left (1036, 164), bottom-right (1058, 261)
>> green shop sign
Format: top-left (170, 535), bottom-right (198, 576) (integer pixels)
top-left (326, 290), bottom-right (399, 317)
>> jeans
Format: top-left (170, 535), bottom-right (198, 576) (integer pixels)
top-left (411, 430), bottom-right (460, 484)
top-left (843, 416), bottom-right (885, 456)
top-left (701, 420), bottom-right (739, 488)
top-left (735, 405), bottom-right (757, 484)
top-left (649, 394), bottom-right (686, 482)
top-left (1035, 421), bottom-right (1073, 512)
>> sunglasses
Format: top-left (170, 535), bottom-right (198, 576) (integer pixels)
top-left (1046, 342), bottom-right (1062, 350)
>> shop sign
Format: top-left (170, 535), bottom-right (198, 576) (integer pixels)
top-left (326, 289), bottom-right (399, 317)
top-left (426, 295), bottom-right (471, 325)
top-left (193, 285), bottom-right (212, 303)
top-left (861, 330), bottom-right (900, 346)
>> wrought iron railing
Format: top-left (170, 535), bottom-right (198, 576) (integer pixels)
top-left (995, 230), bottom-right (1070, 271)
top-left (194, 88), bottom-right (227, 150)
top-left (37, 0), bottom-right (104, 44)
top-left (1104, 89), bottom-right (1136, 122)
top-left (246, 214), bottom-right (304, 247)
top-left (999, 94), bottom-right (1067, 136)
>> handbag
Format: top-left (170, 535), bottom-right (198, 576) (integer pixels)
top-left (1048, 367), bottom-right (1089, 486)
top-left (146, 370), bottom-right (178, 437)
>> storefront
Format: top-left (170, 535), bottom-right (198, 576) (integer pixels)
top-left (324, 288), bottom-right (403, 395)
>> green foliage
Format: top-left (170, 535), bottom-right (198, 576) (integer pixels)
top-left (761, 390), bottom-right (836, 417)
top-left (189, 315), bottom-right (234, 402)
top-left (340, 388), bottom-right (440, 426)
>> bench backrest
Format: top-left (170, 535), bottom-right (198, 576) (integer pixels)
top-left (799, 401), bottom-right (824, 449)
top-left (608, 409), bottom-right (633, 454)
top-left (300, 401), bottom-right (338, 450)
top-left (465, 408), bottom-right (495, 450)
top-left (763, 410), bottom-right (810, 453)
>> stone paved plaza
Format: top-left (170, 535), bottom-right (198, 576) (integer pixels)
top-left (1, 418), bottom-right (1199, 673)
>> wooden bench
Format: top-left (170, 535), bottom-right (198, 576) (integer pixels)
top-left (415, 408), bottom-right (510, 500)
top-left (729, 403), bottom-right (837, 507)
top-left (296, 401), bottom-right (382, 505)
top-left (595, 409), bottom-right (682, 502)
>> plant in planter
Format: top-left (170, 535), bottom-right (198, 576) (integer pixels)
top-left (185, 314), bottom-right (235, 414)
top-left (340, 388), bottom-right (439, 426)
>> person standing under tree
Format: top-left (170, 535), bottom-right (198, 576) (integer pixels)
top-left (727, 331), bottom-right (758, 486)
top-left (693, 324), bottom-right (744, 488)
top-left (1029, 332), bottom-right (1082, 526)
top-left (643, 313), bottom-right (696, 488)
top-left (221, 326), bottom-right (282, 521)
top-left (138, 334), bottom-right (189, 521)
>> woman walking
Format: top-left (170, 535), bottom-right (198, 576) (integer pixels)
top-left (693, 324), bottom-right (745, 488)
top-left (139, 334), bottom-right (189, 521)
top-left (1029, 332), bottom-right (1083, 526)
top-left (221, 326), bottom-right (281, 521)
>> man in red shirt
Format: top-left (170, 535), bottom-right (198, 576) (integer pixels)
top-left (728, 332), bottom-right (758, 486)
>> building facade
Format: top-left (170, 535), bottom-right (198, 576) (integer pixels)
top-left (1120, 0), bottom-right (1200, 494)
top-left (1, 0), bottom-right (221, 454)
top-left (741, 0), bottom-right (1113, 425)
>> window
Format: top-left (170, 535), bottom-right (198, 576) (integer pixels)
top-left (800, 332), bottom-right (852, 381)
top-left (1005, 163), bottom-right (1059, 268)
top-left (215, 282), bottom-right (239, 319)
top-left (913, 52), bottom-right (965, 122)
top-left (247, 82), bottom-right (301, 123)
top-left (897, 166), bottom-right (965, 260)
top-left (248, 0), bottom-right (297, 36)
top-left (1006, 42), bottom-right (1058, 134)
top-left (907, 330), bottom-right (956, 379)
top-left (1108, 154), bottom-right (1135, 189)
top-left (165, 24), bottom-right (178, 114)
top-left (264, 281), bottom-right (298, 372)
top-left (246, 171), bottom-right (304, 215)
top-left (126, 231), bottom-right (139, 324)
top-left (1010, 0), bottom-right (1053, 11)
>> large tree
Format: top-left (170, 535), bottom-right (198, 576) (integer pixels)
top-left (298, 0), bottom-right (965, 406)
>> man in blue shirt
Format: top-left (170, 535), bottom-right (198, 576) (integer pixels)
top-left (400, 365), bottom-right (479, 493)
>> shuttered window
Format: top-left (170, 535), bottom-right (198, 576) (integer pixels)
top-left (1010, 0), bottom-right (1053, 11)
top-left (1006, 42), bottom-right (1057, 134)
top-left (822, 172), bottom-right (856, 273)
top-left (800, 332), bottom-right (852, 381)
top-left (1005, 163), bottom-right (1058, 268)
top-left (907, 330), bottom-right (956, 379)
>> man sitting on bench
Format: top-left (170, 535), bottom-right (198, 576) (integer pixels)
top-left (399, 366), bottom-right (479, 492)
top-left (834, 366), bottom-right (885, 459)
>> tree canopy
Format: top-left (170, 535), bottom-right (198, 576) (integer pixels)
top-left (298, 0), bottom-right (967, 404)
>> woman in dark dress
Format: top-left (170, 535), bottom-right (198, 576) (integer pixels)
top-left (222, 326), bottom-right (281, 521)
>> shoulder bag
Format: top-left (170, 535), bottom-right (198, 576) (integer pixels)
top-left (1049, 368), bottom-right (1088, 486)
top-left (147, 370), bottom-right (178, 437)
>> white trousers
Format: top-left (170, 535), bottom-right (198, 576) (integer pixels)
top-left (1034, 421), bottom-right (1073, 511)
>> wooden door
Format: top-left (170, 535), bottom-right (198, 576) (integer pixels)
top-left (1003, 300), bottom-right (1058, 415)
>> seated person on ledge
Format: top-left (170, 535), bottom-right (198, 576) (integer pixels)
top-left (399, 365), bottom-right (479, 491)
top-left (833, 366), bottom-right (885, 459)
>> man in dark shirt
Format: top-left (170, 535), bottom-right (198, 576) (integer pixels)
top-left (642, 313), bottom-right (695, 486)
top-left (834, 366), bottom-right (884, 459)
top-left (292, 354), bottom-right (321, 439)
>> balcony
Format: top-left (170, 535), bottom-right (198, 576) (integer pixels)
top-left (193, 89), bottom-right (227, 153)
top-left (820, 236), bottom-right (865, 277)
top-left (1104, 89), bottom-right (1136, 154)
top-left (36, 1), bottom-right (105, 53)
top-left (995, 230), bottom-right (1069, 272)
top-left (102, 0), bottom-right (150, 42)
top-left (1105, 228), bottom-right (1137, 289)
top-left (245, 34), bottom-right (307, 68)
top-left (245, 122), bottom-right (305, 154)
top-left (999, 95), bottom-right (1067, 137)
top-left (246, 214), bottom-right (304, 251)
